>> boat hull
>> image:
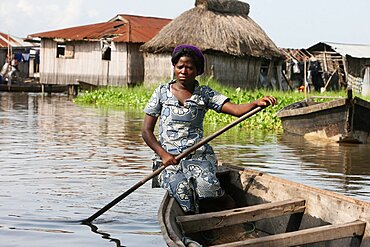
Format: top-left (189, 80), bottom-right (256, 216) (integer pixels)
top-left (277, 97), bottom-right (370, 143)
top-left (159, 164), bottom-right (370, 246)
top-left (0, 83), bottom-right (68, 93)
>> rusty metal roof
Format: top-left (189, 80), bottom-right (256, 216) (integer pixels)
top-left (28, 14), bottom-right (172, 43)
top-left (0, 32), bottom-right (37, 48)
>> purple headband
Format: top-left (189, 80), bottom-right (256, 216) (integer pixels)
top-left (172, 45), bottom-right (205, 75)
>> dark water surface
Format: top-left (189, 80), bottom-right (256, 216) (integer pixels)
top-left (1, 92), bottom-right (370, 247)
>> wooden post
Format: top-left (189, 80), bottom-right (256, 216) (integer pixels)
top-left (276, 61), bottom-right (283, 90)
top-left (342, 56), bottom-right (349, 86)
top-left (266, 59), bottom-right (274, 89)
top-left (304, 58), bottom-right (307, 98)
top-left (7, 32), bottom-right (10, 59)
top-left (323, 47), bottom-right (328, 72)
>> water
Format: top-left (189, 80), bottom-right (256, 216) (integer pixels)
top-left (1, 92), bottom-right (370, 246)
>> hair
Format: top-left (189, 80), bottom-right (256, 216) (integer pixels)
top-left (171, 45), bottom-right (205, 75)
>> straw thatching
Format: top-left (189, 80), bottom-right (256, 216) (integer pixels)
top-left (141, 0), bottom-right (284, 89)
top-left (196, 0), bottom-right (249, 15)
top-left (142, 0), bottom-right (280, 58)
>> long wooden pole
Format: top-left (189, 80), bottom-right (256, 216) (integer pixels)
top-left (82, 106), bottom-right (265, 223)
top-left (8, 32), bottom-right (12, 61)
top-left (7, 33), bottom-right (10, 58)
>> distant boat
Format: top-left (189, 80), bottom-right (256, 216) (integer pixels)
top-left (159, 163), bottom-right (370, 246)
top-left (276, 90), bottom-right (370, 144)
top-left (0, 82), bottom-right (68, 93)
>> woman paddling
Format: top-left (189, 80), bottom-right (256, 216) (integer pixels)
top-left (142, 44), bottom-right (276, 213)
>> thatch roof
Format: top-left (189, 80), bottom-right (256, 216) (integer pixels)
top-left (141, 0), bottom-right (281, 58)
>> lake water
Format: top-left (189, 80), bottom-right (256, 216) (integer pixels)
top-left (1, 92), bottom-right (370, 247)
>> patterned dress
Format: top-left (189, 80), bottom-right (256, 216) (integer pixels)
top-left (144, 80), bottom-right (229, 212)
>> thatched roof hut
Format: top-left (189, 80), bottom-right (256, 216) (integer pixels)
top-left (141, 0), bottom-right (283, 89)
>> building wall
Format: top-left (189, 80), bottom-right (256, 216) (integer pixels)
top-left (346, 56), bottom-right (370, 78)
top-left (143, 52), bottom-right (265, 89)
top-left (143, 53), bottom-right (173, 86)
top-left (206, 54), bottom-right (262, 89)
top-left (127, 43), bottom-right (144, 85)
top-left (40, 39), bottom-right (144, 86)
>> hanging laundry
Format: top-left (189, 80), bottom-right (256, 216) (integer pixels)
top-left (14, 53), bottom-right (23, 62)
top-left (22, 53), bottom-right (30, 62)
top-left (292, 60), bottom-right (300, 74)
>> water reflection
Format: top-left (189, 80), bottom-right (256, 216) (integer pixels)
top-left (1, 92), bottom-right (370, 246)
top-left (83, 221), bottom-right (124, 247)
top-left (0, 92), bottom-right (166, 247)
top-left (279, 133), bottom-right (370, 175)
top-left (277, 133), bottom-right (370, 200)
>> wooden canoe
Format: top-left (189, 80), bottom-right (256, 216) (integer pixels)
top-left (276, 94), bottom-right (370, 144)
top-left (158, 163), bottom-right (370, 247)
top-left (0, 83), bottom-right (68, 93)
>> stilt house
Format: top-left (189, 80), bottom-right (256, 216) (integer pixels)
top-left (140, 0), bottom-right (283, 89)
top-left (307, 42), bottom-right (370, 94)
top-left (28, 15), bottom-right (171, 87)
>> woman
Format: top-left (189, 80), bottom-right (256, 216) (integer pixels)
top-left (142, 45), bottom-right (276, 213)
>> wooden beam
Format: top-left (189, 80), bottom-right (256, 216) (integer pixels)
top-left (211, 220), bottom-right (366, 247)
top-left (176, 199), bottom-right (305, 234)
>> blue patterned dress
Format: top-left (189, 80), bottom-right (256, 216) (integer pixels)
top-left (144, 80), bottom-right (229, 212)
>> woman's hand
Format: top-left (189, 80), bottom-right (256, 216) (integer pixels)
top-left (221, 95), bottom-right (277, 117)
top-left (256, 96), bottom-right (277, 107)
top-left (160, 152), bottom-right (178, 167)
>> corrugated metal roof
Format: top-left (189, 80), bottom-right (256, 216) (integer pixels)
top-left (309, 42), bottom-right (370, 58)
top-left (0, 32), bottom-right (37, 48)
top-left (28, 14), bottom-right (171, 43)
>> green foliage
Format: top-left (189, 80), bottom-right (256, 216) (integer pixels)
top-left (74, 77), bottom-right (355, 131)
top-left (74, 85), bottom-right (156, 109)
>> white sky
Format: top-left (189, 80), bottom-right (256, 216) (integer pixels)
top-left (1, 0), bottom-right (369, 49)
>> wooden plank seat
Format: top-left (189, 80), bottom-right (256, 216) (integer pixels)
top-left (176, 198), bottom-right (306, 234)
top-left (210, 220), bottom-right (366, 247)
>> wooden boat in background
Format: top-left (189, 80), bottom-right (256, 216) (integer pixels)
top-left (159, 163), bottom-right (370, 246)
top-left (0, 82), bottom-right (68, 93)
top-left (276, 91), bottom-right (370, 144)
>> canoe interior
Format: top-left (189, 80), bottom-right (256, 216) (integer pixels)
top-left (159, 164), bottom-right (370, 247)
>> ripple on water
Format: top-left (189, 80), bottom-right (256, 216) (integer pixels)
top-left (1, 93), bottom-right (370, 246)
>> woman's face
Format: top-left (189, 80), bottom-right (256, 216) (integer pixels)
top-left (174, 56), bottom-right (198, 84)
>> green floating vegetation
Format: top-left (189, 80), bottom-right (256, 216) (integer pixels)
top-left (74, 84), bottom-right (155, 109)
top-left (74, 78), bottom-right (351, 131)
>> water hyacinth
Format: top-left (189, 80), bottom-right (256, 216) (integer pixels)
top-left (74, 78), bottom-right (351, 131)
top-left (74, 85), bottom-right (155, 109)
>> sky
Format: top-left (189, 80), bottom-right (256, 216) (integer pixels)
top-left (1, 0), bottom-right (370, 49)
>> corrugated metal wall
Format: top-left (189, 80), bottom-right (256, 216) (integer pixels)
top-left (40, 39), bottom-right (144, 86)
